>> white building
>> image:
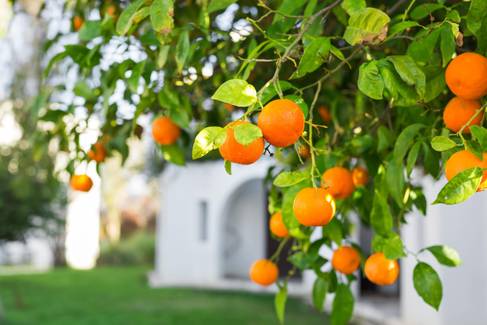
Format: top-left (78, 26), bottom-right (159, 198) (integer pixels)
top-left (151, 161), bottom-right (487, 325)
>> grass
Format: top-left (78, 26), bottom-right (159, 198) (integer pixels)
top-left (0, 267), bottom-right (328, 325)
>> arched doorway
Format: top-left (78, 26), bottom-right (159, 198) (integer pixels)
top-left (220, 179), bottom-right (266, 279)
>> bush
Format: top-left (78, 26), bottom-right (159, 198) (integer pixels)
top-left (97, 231), bottom-right (155, 266)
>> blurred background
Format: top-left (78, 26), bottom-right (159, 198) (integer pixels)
top-left (1, 1), bottom-right (487, 325)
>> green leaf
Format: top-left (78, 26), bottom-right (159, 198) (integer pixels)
top-left (224, 160), bottom-right (232, 175)
top-left (341, 0), bottom-right (365, 16)
top-left (192, 127), bottom-right (227, 159)
top-left (331, 284), bottom-right (354, 325)
top-left (156, 45), bottom-right (171, 69)
top-left (274, 286), bottom-right (287, 325)
top-left (274, 171), bottom-right (309, 187)
top-left (431, 136), bottom-right (456, 152)
top-left (370, 190), bottom-right (393, 236)
top-left (373, 233), bottom-right (406, 259)
top-left (161, 145), bottom-right (185, 166)
top-left (467, 0), bottom-right (487, 37)
top-left (43, 51), bottom-right (68, 78)
top-left (470, 126), bottom-right (487, 151)
top-left (208, 0), bottom-right (237, 13)
top-left (212, 79), bottom-right (257, 107)
top-left (387, 55), bottom-right (425, 98)
top-left (378, 60), bottom-right (419, 106)
top-left (343, 8), bottom-right (390, 45)
top-left (175, 31), bottom-right (190, 73)
top-left (377, 126), bottom-right (393, 152)
top-left (73, 81), bottom-right (95, 100)
top-left (424, 245), bottom-right (462, 267)
top-left (116, 0), bottom-right (146, 35)
top-left (406, 141), bottom-right (422, 176)
top-left (410, 3), bottom-right (444, 20)
top-left (407, 28), bottom-right (441, 65)
top-left (358, 61), bottom-right (384, 100)
top-left (312, 277), bottom-right (328, 312)
top-left (322, 219), bottom-right (343, 245)
top-left (386, 159), bottom-right (405, 207)
top-left (282, 183), bottom-right (309, 231)
top-left (233, 123), bottom-right (262, 146)
top-left (393, 124), bottom-right (425, 162)
top-left (79, 20), bottom-right (102, 41)
top-left (259, 81), bottom-right (295, 105)
top-left (388, 21), bottom-right (419, 37)
top-left (439, 26), bottom-right (456, 67)
top-left (413, 262), bottom-right (443, 310)
top-left (293, 37), bottom-right (331, 78)
top-left (433, 167), bottom-right (483, 205)
top-left (150, 0), bottom-right (174, 35)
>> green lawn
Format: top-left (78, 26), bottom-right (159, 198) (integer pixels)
top-left (0, 267), bottom-right (328, 325)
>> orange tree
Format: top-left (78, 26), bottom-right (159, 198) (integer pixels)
top-left (35, 0), bottom-right (487, 323)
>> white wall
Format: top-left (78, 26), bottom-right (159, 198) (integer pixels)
top-left (401, 176), bottom-right (487, 325)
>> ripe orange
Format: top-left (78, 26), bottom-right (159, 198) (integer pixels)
top-left (445, 52), bottom-right (487, 100)
top-left (257, 99), bottom-right (305, 147)
top-left (321, 167), bottom-right (355, 199)
top-left (445, 150), bottom-right (487, 190)
top-left (443, 97), bottom-right (483, 133)
top-left (219, 121), bottom-right (264, 165)
top-left (70, 174), bottom-right (93, 192)
top-left (297, 144), bottom-right (310, 159)
top-left (318, 106), bottom-right (332, 123)
top-left (223, 103), bottom-right (234, 112)
top-left (249, 259), bottom-right (278, 286)
top-left (87, 142), bottom-right (106, 163)
top-left (269, 212), bottom-right (288, 238)
top-left (332, 246), bottom-right (361, 275)
top-left (352, 167), bottom-right (369, 187)
top-left (364, 252), bottom-right (399, 286)
top-left (293, 187), bottom-right (336, 226)
top-left (73, 16), bottom-right (84, 31)
top-left (152, 117), bottom-right (181, 145)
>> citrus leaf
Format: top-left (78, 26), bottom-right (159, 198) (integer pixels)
top-left (116, 0), bottom-right (146, 35)
top-left (386, 158), bottom-right (405, 207)
top-left (224, 160), bottom-right (232, 175)
top-left (161, 144), bottom-right (185, 166)
top-left (370, 190), bottom-right (393, 236)
top-left (424, 245), bottom-right (461, 267)
top-left (470, 125), bottom-right (487, 151)
top-left (358, 61), bottom-right (384, 100)
top-left (175, 31), bottom-right (190, 73)
top-left (312, 277), bottom-right (328, 312)
top-left (373, 233), bottom-right (406, 259)
top-left (233, 123), bottom-right (262, 146)
top-left (410, 3), bottom-right (444, 20)
top-left (406, 141), bottom-right (422, 176)
top-left (387, 55), bottom-right (426, 98)
top-left (150, 0), bottom-right (174, 35)
top-left (274, 285), bottom-right (287, 325)
top-left (433, 167), bottom-right (482, 205)
top-left (274, 170), bottom-right (309, 187)
top-left (208, 0), bottom-right (237, 13)
top-left (413, 262), bottom-right (443, 310)
top-left (293, 37), bottom-right (331, 78)
top-left (343, 8), bottom-right (390, 45)
top-left (212, 79), bottom-right (257, 107)
top-left (341, 0), bottom-right (365, 16)
top-left (393, 123), bottom-right (425, 162)
top-left (331, 284), bottom-right (354, 325)
top-left (192, 127), bottom-right (226, 159)
top-left (431, 136), bottom-right (456, 152)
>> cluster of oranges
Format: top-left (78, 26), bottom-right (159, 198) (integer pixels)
top-left (443, 52), bottom-right (487, 190)
top-left (70, 140), bottom-right (108, 192)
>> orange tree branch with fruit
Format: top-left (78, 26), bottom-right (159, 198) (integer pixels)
top-left (35, 0), bottom-right (487, 323)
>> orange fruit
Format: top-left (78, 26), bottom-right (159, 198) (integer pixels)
top-left (445, 52), bottom-right (487, 100)
top-left (219, 121), bottom-right (264, 165)
top-left (318, 106), bottom-right (332, 123)
top-left (297, 144), bottom-right (310, 159)
top-left (70, 174), bottom-right (93, 192)
top-left (223, 103), bottom-right (234, 112)
top-left (105, 5), bottom-right (117, 17)
top-left (445, 150), bottom-right (487, 190)
top-left (352, 167), bottom-right (369, 187)
top-left (293, 187), bottom-right (336, 227)
top-left (257, 99), bottom-right (305, 147)
top-left (332, 246), bottom-right (361, 275)
top-left (364, 252), bottom-right (400, 286)
top-left (443, 97), bottom-right (483, 133)
top-left (87, 142), bottom-right (107, 163)
top-left (249, 259), bottom-right (278, 286)
top-left (269, 212), bottom-right (288, 238)
top-left (73, 16), bottom-right (84, 31)
top-left (152, 117), bottom-right (181, 145)
top-left (321, 167), bottom-right (355, 199)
